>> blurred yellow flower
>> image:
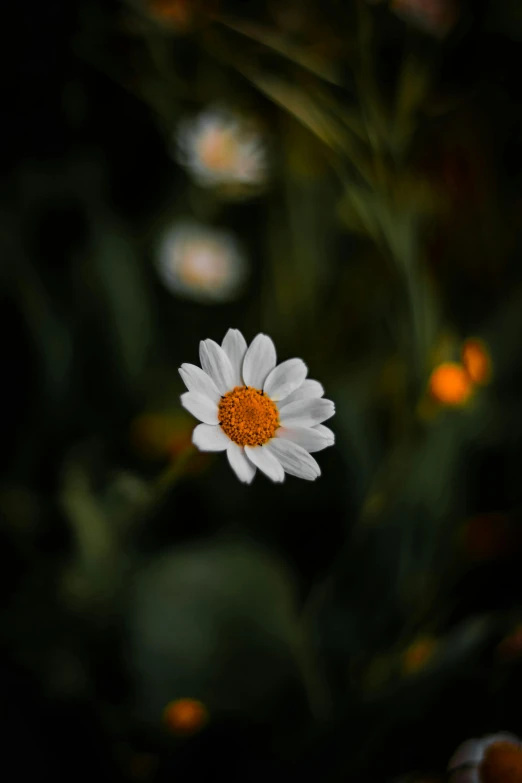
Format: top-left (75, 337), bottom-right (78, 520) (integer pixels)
top-left (428, 362), bottom-right (473, 406)
top-left (163, 698), bottom-right (209, 736)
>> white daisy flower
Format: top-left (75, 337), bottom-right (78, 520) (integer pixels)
top-left (156, 221), bottom-right (248, 303)
top-left (176, 107), bottom-right (267, 189)
top-left (178, 329), bottom-right (335, 483)
top-left (448, 732), bottom-right (522, 783)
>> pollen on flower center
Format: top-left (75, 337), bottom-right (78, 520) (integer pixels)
top-left (218, 386), bottom-right (279, 447)
top-left (481, 741), bottom-right (522, 783)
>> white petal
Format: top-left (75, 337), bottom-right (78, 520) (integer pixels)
top-left (244, 445), bottom-right (285, 483)
top-left (280, 398), bottom-right (335, 428)
top-left (181, 392), bottom-right (219, 425)
top-left (178, 363), bottom-right (220, 402)
top-left (263, 358), bottom-right (308, 401)
top-left (221, 329), bottom-right (248, 387)
top-left (242, 334), bottom-right (277, 389)
top-left (313, 425), bottom-right (335, 450)
top-left (227, 442), bottom-right (256, 484)
top-left (448, 740), bottom-right (485, 771)
top-left (267, 439), bottom-right (321, 481)
top-left (192, 423), bottom-right (230, 451)
top-left (278, 379), bottom-right (324, 409)
top-left (275, 426), bottom-right (332, 453)
top-left (199, 339), bottom-right (236, 394)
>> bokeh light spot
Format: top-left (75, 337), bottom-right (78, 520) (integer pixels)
top-left (163, 698), bottom-right (209, 736)
top-left (428, 362), bottom-right (473, 406)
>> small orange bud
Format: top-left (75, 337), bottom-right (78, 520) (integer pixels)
top-left (428, 362), bottom-right (473, 406)
top-left (402, 636), bottom-right (437, 675)
top-left (462, 338), bottom-right (491, 385)
top-left (163, 698), bottom-right (209, 736)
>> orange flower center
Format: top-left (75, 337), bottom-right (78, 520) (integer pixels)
top-left (218, 386), bottom-right (279, 447)
top-left (481, 741), bottom-right (522, 783)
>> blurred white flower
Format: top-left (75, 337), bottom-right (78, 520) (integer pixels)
top-left (179, 329), bottom-right (335, 483)
top-left (157, 221), bottom-right (248, 302)
top-left (175, 107), bottom-right (268, 190)
top-left (448, 733), bottom-right (522, 783)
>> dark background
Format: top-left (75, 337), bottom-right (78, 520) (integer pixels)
top-left (2, 0), bottom-right (522, 780)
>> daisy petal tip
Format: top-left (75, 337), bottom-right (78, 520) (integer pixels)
top-left (192, 423), bottom-right (229, 452)
top-left (233, 468), bottom-right (256, 485)
top-left (227, 442), bottom-right (256, 483)
top-left (307, 461), bottom-right (321, 480)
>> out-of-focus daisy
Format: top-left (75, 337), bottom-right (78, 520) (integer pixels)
top-left (176, 107), bottom-right (268, 193)
top-left (178, 329), bottom-right (335, 483)
top-left (448, 733), bottom-right (522, 783)
top-left (156, 221), bottom-right (248, 303)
